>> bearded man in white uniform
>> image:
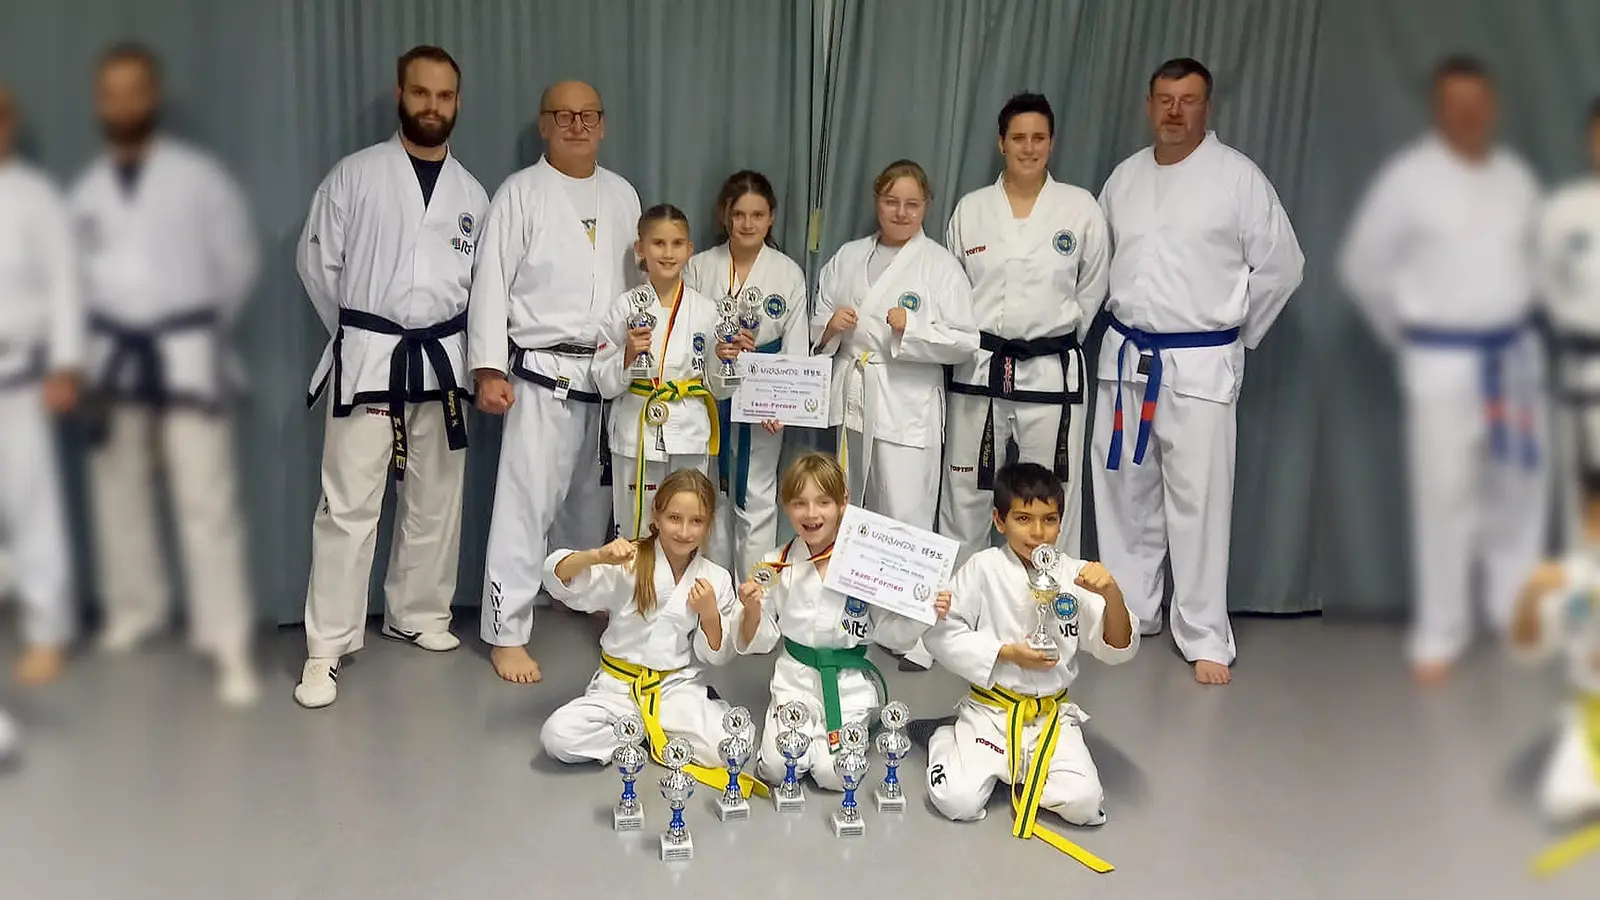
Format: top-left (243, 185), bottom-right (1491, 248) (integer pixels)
top-left (469, 81), bottom-right (641, 684)
top-left (0, 84), bottom-right (83, 689)
top-left (69, 44), bottom-right (262, 705)
top-left (292, 46), bottom-right (490, 708)
top-left (939, 92), bottom-right (1109, 567)
top-left (1093, 58), bottom-right (1304, 686)
top-left (1338, 56), bottom-right (1548, 685)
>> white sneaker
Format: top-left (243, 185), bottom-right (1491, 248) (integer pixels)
top-left (0, 708), bottom-right (17, 763)
top-left (97, 621), bottom-right (158, 653)
top-left (381, 624), bottom-right (460, 652)
top-left (216, 650), bottom-right (261, 708)
top-left (294, 657), bottom-right (339, 708)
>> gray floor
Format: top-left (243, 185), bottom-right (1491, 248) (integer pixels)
top-left (0, 609), bottom-right (1593, 900)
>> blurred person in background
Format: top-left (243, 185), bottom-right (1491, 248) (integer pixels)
top-left (0, 84), bottom-right (82, 689)
top-left (1337, 55), bottom-right (1547, 686)
top-left (68, 43), bottom-right (262, 706)
top-left (292, 45), bottom-right (488, 710)
top-left (1537, 99), bottom-right (1600, 554)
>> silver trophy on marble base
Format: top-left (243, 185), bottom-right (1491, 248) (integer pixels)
top-left (831, 720), bottom-right (872, 838)
top-left (737, 287), bottom-right (764, 337)
top-left (1026, 544), bottom-right (1062, 661)
top-left (873, 701), bottom-right (911, 813)
top-left (715, 706), bottom-right (754, 822)
top-left (627, 288), bottom-right (658, 378)
top-left (773, 700), bottom-right (813, 813)
top-left (611, 714), bottom-right (648, 831)
top-left (658, 737), bottom-right (696, 861)
top-left (715, 296), bottom-right (742, 386)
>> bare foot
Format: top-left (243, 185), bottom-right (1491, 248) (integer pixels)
top-left (1412, 660), bottom-right (1451, 686)
top-left (14, 645), bottom-right (64, 686)
top-left (1193, 660), bottom-right (1231, 685)
top-left (490, 645), bottom-right (542, 684)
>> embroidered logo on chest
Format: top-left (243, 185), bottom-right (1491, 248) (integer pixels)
top-left (764, 294), bottom-right (786, 319)
top-left (692, 332), bottom-right (706, 354)
top-left (1053, 229), bottom-right (1077, 256)
top-left (1054, 592), bottom-right (1078, 621)
top-left (843, 597), bottom-right (868, 618)
top-left (898, 292), bottom-right (922, 312)
top-left (458, 212), bottom-right (475, 237)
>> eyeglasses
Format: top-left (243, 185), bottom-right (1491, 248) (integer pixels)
top-left (542, 109), bottom-right (603, 129)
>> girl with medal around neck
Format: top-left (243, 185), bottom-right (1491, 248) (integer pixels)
top-left (593, 204), bottom-right (738, 540)
top-left (732, 452), bottom-right (950, 792)
top-left (539, 468), bottom-right (762, 798)
top-left (683, 170), bottom-right (811, 576)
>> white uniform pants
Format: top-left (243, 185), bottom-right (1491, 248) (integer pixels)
top-left (0, 387), bottom-right (74, 647)
top-left (89, 405), bottom-right (253, 656)
top-left (540, 668), bottom-right (732, 770)
top-left (752, 654), bottom-right (882, 792)
top-left (714, 422), bottom-right (783, 577)
top-left (1091, 380), bottom-right (1237, 666)
top-left (611, 453), bottom-right (712, 541)
top-left (1399, 345), bottom-right (1549, 664)
top-left (938, 394), bottom-right (1085, 567)
top-left (480, 381), bottom-right (611, 647)
top-left (841, 428), bottom-right (940, 530)
top-left (1540, 701), bottom-right (1600, 823)
top-left (926, 698), bottom-right (1105, 826)
top-left (302, 401), bottom-right (465, 659)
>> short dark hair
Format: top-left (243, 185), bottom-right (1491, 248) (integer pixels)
top-left (998, 92), bottom-right (1054, 137)
top-left (1149, 57), bottom-right (1212, 100)
top-left (992, 462), bottom-right (1063, 518)
top-left (397, 45), bottom-right (460, 88)
top-left (98, 41), bottom-right (162, 87)
top-left (1432, 54), bottom-right (1491, 91)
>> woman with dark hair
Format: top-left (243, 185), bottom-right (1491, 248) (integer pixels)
top-left (683, 171), bottom-right (810, 577)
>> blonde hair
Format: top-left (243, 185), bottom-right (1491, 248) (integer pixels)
top-left (872, 159), bottom-right (932, 202)
top-left (631, 468), bottom-right (719, 616)
top-left (779, 452), bottom-right (848, 506)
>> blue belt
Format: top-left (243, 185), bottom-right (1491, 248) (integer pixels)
top-left (1105, 315), bottom-right (1240, 469)
top-left (1404, 324), bottom-right (1537, 468)
top-left (718, 337), bottom-right (784, 508)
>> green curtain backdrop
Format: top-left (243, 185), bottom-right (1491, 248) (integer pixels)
top-left (3, 0), bottom-right (1591, 626)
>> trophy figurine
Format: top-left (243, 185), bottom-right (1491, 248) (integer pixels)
top-left (611, 714), bottom-right (648, 831)
top-left (715, 706), bottom-right (754, 822)
top-left (715, 296), bottom-right (742, 386)
top-left (627, 288), bottom-right (657, 378)
top-left (658, 737), bottom-right (696, 862)
top-left (737, 287), bottom-right (764, 336)
top-left (773, 700), bottom-right (813, 813)
top-left (1026, 544), bottom-right (1062, 661)
top-left (873, 701), bottom-right (912, 813)
top-left (830, 720), bottom-right (872, 838)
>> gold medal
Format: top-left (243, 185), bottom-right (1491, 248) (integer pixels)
top-left (645, 400), bottom-right (670, 427)
top-left (751, 563), bottom-right (778, 589)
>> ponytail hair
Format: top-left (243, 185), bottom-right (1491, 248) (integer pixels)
top-left (629, 467), bottom-right (719, 617)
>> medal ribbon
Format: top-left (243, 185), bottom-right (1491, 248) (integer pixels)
top-left (625, 377), bottom-right (720, 538)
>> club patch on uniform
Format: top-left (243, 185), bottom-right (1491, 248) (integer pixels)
top-left (964, 245), bottom-right (986, 256)
top-left (692, 333), bottom-right (706, 354)
top-left (764, 293), bottom-right (786, 319)
top-left (1053, 229), bottom-right (1077, 256)
top-left (976, 737), bottom-right (1006, 756)
top-left (1054, 593), bottom-right (1078, 621)
top-left (844, 597), bottom-right (868, 618)
top-left (459, 213), bottom-right (475, 237)
top-left (898, 292), bottom-right (922, 312)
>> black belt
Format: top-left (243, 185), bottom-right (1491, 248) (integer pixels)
top-left (0, 344), bottom-right (45, 390)
top-left (508, 339), bottom-right (612, 486)
top-left (86, 309), bottom-right (223, 445)
top-left (947, 331), bottom-right (1083, 490)
top-left (330, 308), bottom-right (470, 482)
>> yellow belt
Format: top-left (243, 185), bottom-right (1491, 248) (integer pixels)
top-left (600, 652), bottom-right (766, 799)
top-left (1530, 692), bottom-right (1600, 877)
top-left (969, 685), bottom-right (1114, 873)
top-left (625, 378), bottom-right (721, 538)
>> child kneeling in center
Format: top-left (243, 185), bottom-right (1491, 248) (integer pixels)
top-left (540, 468), bottom-right (760, 796)
top-left (733, 452), bottom-right (948, 791)
top-left (923, 461), bottom-right (1137, 868)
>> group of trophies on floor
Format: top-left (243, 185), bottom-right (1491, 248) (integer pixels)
top-left (611, 699), bottom-right (915, 861)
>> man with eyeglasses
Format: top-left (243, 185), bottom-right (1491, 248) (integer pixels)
top-left (1093, 57), bottom-right (1304, 686)
top-left (468, 80), bottom-right (642, 684)
top-left (0, 83), bottom-right (84, 693)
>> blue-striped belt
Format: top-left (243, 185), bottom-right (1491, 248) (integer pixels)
top-left (1105, 314), bottom-right (1240, 469)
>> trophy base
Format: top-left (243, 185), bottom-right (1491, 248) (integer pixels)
top-left (715, 796), bottom-right (750, 822)
top-left (773, 789), bottom-right (806, 814)
top-left (613, 808), bottom-right (645, 832)
top-left (1027, 640), bottom-right (1060, 661)
top-left (830, 811), bottom-right (866, 838)
top-left (873, 788), bottom-right (906, 814)
top-left (659, 834), bottom-right (694, 862)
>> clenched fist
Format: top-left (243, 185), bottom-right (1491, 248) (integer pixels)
top-left (688, 577), bottom-right (719, 617)
top-left (475, 369), bottom-right (515, 414)
top-left (886, 307), bottom-right (907, 334)
top-left (933, 589), bottom-right (951, 620)
top-left (1074, 562), bottom-right (1119, 598)
top-left (595, 538), bottom-right (638, 566)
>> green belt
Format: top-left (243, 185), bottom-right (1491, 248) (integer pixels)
top-left (783, 638), bottom-right (888, 753)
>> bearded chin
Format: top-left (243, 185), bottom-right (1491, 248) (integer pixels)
top-left (102, 111), bottom-right (159, 147)
top-left (398, 103), bottom-right (454, 148)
